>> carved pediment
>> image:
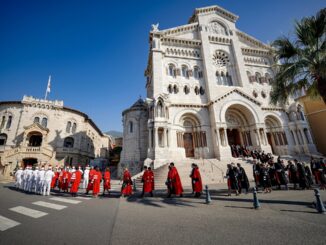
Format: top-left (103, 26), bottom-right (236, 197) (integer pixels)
top-left (23, 123), bottom-right (49, 135)
top-left (212, 88), bottom-right (262, 106)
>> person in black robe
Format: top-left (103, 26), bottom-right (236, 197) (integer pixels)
top-left (237, 163), bottom-right (250, 194)
top-left (286, 160), bottom-right (299, 189)
top-left (226, 163), bottom-right (239, 196)
top-left (304, 164), bottom-right (313, 188)
top-left (296, 161), bottom-right (309, 190)
top-left (274, 159), bottom-right (288, 190)
top-left (253, 161), bottom-right (261, 190)
top-left (260, 163), bottom-right (272, 193)
top-left (268, 161), bottom-right (277, 187)
top-left (314, 159), bottom-right (326, 189)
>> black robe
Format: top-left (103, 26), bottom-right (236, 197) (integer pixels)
top-left (297, 163), bottom-right (308, 189)
top-left (238, 167), bottom-right (250, 191)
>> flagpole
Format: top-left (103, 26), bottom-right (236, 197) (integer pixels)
top-left (45, 75), bottom-right (51, 100)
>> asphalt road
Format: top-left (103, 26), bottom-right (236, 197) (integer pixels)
top-left (0, 183), bottom-right (325, 245)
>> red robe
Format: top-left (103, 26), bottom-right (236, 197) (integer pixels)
top-left (167, 167), bottom-right (183, 195)
top-left (87, 169), bottom-right (96, 191)
top-left (121, 170), bottom-right (133, 195)
top-left (142, 170), bottom-right (154, 193)
top-left (103, 171), bottom-right (111, 190)
top-left (190, 167), bottom-right (202, 193)
top-left (70, 171), bottom-right (82, 193)
top-left (51, 172), bottom-right (59, 189)
top-left (149, 170), bottom-right (155, 191)
top-left (62, 171), bottom-right (70, 191)
top-left (92, 171), bottom-right (102, 195)
top-left (58, 170), bottom-right (65, 189)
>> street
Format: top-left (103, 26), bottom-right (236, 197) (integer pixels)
top-left (0, 182), bottom-right (325, 245)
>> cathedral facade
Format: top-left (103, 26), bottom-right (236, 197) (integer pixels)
top-left (120, 5), bottom-right (317, 173)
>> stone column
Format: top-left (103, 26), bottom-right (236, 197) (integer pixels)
top-left (164, 128), bottom-right (167, 147)
top-left (300, 129), bottom-right (308, 145)
top-left (154, 128), bottom-right (158, 147)
top-left (224, 128), bottom-right (229, 146)
top-left (148, 128), bottom-right (152, 149)
top-left (292, 130), bottom-right (299, 145)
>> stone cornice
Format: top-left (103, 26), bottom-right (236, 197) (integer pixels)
top-left (262, 107), bottom-right (285, 112)
top-left (241, 47), bottom-right (272, 57)
top-left (161, 37), bottom-right (201, 48)
top-left (189, 5), bottom-right (239, 23)
top-left (208, 35), bottom-right (232, 45)
top-left (156, 23), bottom-right (199, 37)
top-left (236, 30), bottom-right (272, 50)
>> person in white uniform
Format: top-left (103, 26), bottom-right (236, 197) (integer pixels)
top-left (26, 166), bottom-right (34, 192)
top-left (43, 166), bottom-right (55, 196)
top-left (83, 166), bottom-right (90, 189)
top-left (22, 166), bottom-right (28, 191)
top-left (30, 167), bottom-right (39, 193)
top-left (37, 166), bottom-right (45, 194)
top-left (15, 167), bottom-right (23, 190)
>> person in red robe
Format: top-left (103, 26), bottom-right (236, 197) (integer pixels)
top-left (148, 167), bottom-right (155, 192)
top-left (121, 168), bottom-right (133, 197)
top-left (58, 167), bottom-right (64, 191)
top-left (92, 166), bottom-right (102, 197)
top-left (141, 166), bottom-right (154, 197)
top-left (86, 166), bottom-right (96, 195)
top-left (51, 167), bottom-right (59, 189)
top-left (102, 167), bottom-right (111, 196)
top-left (62, 167), bottom-right (71, 193)
top-left (190, 163), bottom-right (203, 197)
top-left (166, 162), bottom-right (183, 198)
top-left (70, 169), bottom-right (82, 197)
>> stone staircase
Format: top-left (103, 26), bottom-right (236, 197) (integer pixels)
top-left (133, 157), bottom-right (256, 190)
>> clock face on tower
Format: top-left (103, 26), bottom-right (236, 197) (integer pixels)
top-left (212, 51), bottom-right (229, 67)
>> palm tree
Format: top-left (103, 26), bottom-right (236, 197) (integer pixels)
top-left (270, 8), bottom-right (326, 105)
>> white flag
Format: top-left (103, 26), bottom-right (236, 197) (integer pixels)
top-left (46, 75), bottom-right (51, 93)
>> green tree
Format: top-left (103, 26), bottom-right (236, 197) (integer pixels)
top-left (270, 8), bottom-right (326, 105)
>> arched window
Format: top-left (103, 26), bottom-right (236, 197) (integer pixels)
top-left (181, 65), bottom-right (188, 78)
top-left (157, 100), bottom-right (164, 117)
top-left (255, 72), bottom-right (262, 83)
top-left (173, 85), bottom-right (179, 94)
top-left (6, 116), bottom-right (12, 129)
top-left (129, 121), bottom-right (133, 133)
top-left (297, 105), bottom-right (305, 121)
top-left (63, 137), bottom-right (74, 148)
top-left (0, 116), bottom-right (5, 129)
top-left (194, 86), bottom-right (199, 95)
top-left (265, 73), bottom-right (272, 84)
top-left (168, 64), bottom-right (176, 77)
top-left (168, 84), bottom-right (173, 93)
top-left (193, 67), bottom-right (199, 79)
top-left (0, 133), bottom-right (7, 146)
top-left (34, 117), bottom-right (40, 124)
top-left (247, 71), bottom-right (254, 83)
top-left (41, 117), bottom-right (47, 128)
top-left (184, 85), bottom-right (190, 94)
top-left (199, 86), bottom-right (205, 95)
top-left (72, 123), bottom-right (77, 133)
top-left (216, 71), bottom-right (222, 85)
top-left (63, 137), bottom-right (75, 148)
top-left (66, 121), bottom-right (72, 133)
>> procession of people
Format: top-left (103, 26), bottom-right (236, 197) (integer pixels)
top-left (12, 153), bottom-right (326, 200)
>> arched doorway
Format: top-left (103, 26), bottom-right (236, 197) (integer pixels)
top-left (177, 113), bottom-right (206, 158)
top-left (23, 158), bottom-right (38, 168)
top-left (224, 104), bottom-right (256, 147)
top-left (27, 132), bottom-right (43, 147)
top-left (265, 115), bottom-right (286, 154)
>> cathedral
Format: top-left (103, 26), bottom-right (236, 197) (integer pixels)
top-left (119, 5), bottom-right (317, 174)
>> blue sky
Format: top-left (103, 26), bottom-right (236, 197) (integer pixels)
top-left (0, 0), bottom-right (324, 132)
